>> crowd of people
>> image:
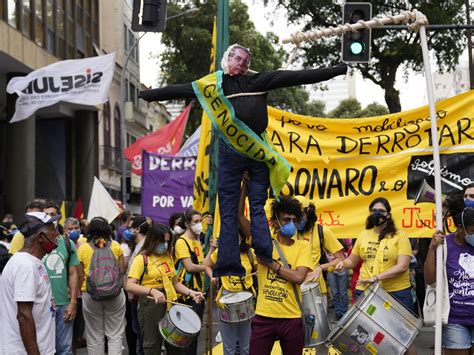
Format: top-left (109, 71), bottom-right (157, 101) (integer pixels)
top-left (1, 182), bottom-right (473, 355)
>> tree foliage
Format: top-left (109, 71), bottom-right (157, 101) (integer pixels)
top-left (328, 98), bottom-right (389, 118)
top-left (267, 0), bottom-right (466, 113)
top-left (158, 0), bottom-right (318, 137)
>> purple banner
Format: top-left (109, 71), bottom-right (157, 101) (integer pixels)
top-left (141, 151), bottom-right (196, 224)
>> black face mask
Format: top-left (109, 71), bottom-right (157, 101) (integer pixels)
top-left (367, 211), bottom-right (388, 228)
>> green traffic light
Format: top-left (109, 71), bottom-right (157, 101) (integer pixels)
top-left (350, 42), bottom-right (364, 55)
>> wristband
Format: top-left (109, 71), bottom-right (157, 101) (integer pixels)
top-left (188, 290), bottom-right (192, 297)
top-left (277, 264), bottom-right (282, 275)
top-left (374, 275), bottom-right (379, 282)
top-left (148, 288), bottom-right (153, 296)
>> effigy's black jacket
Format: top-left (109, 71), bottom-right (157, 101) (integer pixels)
top-left (139, 65), bottom-right (347, 135)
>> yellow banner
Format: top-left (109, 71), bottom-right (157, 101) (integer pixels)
top-left (267, 90), bottom-right (474, 238)
top-left (193, 18), bottom-right (217, 213)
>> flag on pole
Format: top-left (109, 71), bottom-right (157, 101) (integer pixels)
top-left (124, 103), bottom-right (191, 175)
top-left (59, 201), bottom-right (66, 226)
top-left (74, 198), bottom-right (84, 219)
top-left (193, 18), bottom-right (217, 214)
top-left (178, 125), bottom-right (201, 157)
top-left (7, 53), bottom-right (115, 123)
top-left (87, 177), bottom-right (121, 222)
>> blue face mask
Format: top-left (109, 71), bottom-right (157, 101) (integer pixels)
top-left (280, 221), bottom-right (296, 238)
top-left (155, 242), bottom-right (169, 255)
top-left (123, 229), bottom-right (135, 242)
top-left (68, 230), bottom-right (80, 241)
top-left (296, 219), bottom-right (306, 231)
top-left (465, 199), bottom-right (474, 208)
top-left (10, 228), bottom-right (18, 236)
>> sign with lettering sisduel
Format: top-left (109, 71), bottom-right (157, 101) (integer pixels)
top-left (266, 90), bottom-right (474, 238)
top-left (141, 151), bottom-right (196, 223)
top-left (7, 53), bottom-right (115, 123)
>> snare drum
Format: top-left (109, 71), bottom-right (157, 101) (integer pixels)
top-left (301, 282), bottom-right (331, 346)
top-left (159, 305), bottom-right (201, 347)
top-left (219, 291), bottom-right (255, 323)
top-left (327, 283), bottom-right (422, 354)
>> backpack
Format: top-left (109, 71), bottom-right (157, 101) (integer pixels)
top-left (175, 237), bottom-right (202, 291)
top-left (317, 224), bottom-right (328, 265)
top-left (86, 241), bottom-right (123, 301)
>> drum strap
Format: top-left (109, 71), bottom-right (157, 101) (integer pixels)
top-left (273, 240), bottom-right (314, 345)
top-left (272, 240), bottom-right (303, 309)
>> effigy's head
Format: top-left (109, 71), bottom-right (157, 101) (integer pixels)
top-left (221, 43), bottom-right (251, 76)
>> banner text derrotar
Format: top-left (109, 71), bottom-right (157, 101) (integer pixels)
top-left (270, 110), bottom-right (474, 157)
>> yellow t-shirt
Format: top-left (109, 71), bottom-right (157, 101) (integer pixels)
top-left (297, 226), bottom-right (342, 293)
top-left (128, 253), bottom-right (177, 301)
top-left (352, 229), bottom-right (412, 292)
top-left (9, 231), bottom-right (25, 254)
top-left (210, 248), bottom-right (257, 292)
top-left (256, 239), bottom-right (312, 319)
top-left (77, 240), bottom-right (123, 292)
top-left (174, 235), bottom-right (204, 292)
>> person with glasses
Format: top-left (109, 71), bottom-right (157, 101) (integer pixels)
top-left (335, 197), bottom-right (416, 354)
top-left (425, 194), bottom-right (474, 354)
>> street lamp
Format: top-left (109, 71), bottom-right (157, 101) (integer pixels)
top-left (120, 7), bottom-right (199, 206)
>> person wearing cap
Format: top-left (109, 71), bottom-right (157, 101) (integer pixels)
top-left (9, 200), bottom-right (46, 255)
top-left (140, 44), bottom-right (347, 278)
top-left (293, 195), bottom-right (345, 314)
top-left (42, 206), bottom-right (80, 355)
top-left (0, 212), bottom-right (60, 355)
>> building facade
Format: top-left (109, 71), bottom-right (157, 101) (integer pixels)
top-left (0, 0), bottom-right (169, 220)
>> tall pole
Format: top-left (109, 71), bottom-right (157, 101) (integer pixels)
top-left (206, 4), bottom-right (229, 354)
top-left (466, 0), bottom-right (474, 89)
top-left (419, 25), bottom-right (444, 355)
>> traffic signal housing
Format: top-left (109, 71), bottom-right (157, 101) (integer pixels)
top-left (342, 2), bottom-right (372, 63)
top-left (132, 0), bottom-right (167, 33)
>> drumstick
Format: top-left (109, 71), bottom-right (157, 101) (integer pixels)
top-left (243, 271), bottom-right (258, 278)
top-left (146, 297), bottom-right (193, 308)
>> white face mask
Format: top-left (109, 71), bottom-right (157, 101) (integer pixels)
top-left (173, 225), bottom-right (185, 235)
top-left (191, 222), bottom-right (203, 235)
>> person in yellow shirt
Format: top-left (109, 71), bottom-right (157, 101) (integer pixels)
top-left (174, 208), bottom-right (213, 355)
top-left (335, 197), bottom-right (416, 355)
top-left (126, 223), bottom-right (204, 355)
top-left (293, 196), bottom-right (345, 308)
top-left (249, 195), bottom-right (312, 355)
top-left (204, 234), bottom-right (257, 355)
top-left (77, 217), bottom-right (126, 355)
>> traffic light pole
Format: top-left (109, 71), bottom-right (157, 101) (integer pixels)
top-left (282, 10), bottom-right (444, 355)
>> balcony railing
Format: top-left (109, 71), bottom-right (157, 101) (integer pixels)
top-left (100, 145), bottom-right (121, 172)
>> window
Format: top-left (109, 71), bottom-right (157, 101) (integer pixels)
top-left (34, 0), bottom-right (44, 46)
top-left (114, 105), bottom-right (121, 149)
top-left (91, 0), bottom-right (98, 44)
top-left (129, 82), bottom-right (136, 105)
top-left (56, 0), bottom-right (65, 58)
top-left (66, 0), bottom-right (75, 58)
top-left (7, 0), bottom-right (18, 28)
top-left (103, 101), bottom-right (111, 146)
top-left (21, 0), bottom-right (31, 38)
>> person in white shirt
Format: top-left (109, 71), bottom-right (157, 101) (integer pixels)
top-left (0, 212), bottom-right (60, 355)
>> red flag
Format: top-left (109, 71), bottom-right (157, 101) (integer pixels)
top-left (124, 103), bottom-right (191, 175)
top-left (74, 198), bottom-right (84, 219)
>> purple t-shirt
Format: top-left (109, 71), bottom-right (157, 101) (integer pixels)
top-left (446, 233), bottom-right (474, 325)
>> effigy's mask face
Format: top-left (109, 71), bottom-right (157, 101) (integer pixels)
top-left (227, 48), bottom-right (250, 76)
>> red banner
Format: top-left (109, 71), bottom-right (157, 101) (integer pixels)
top-left (124, 103), bottom-right (191, 175)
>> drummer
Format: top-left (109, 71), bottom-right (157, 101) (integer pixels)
top-left (126, 223), bottom-right (205, 355)
top-left (174, 209), bottom-right (213, 355)
top-left (293, 196), bottom-right (345, 309)
top-left (335, 197), bottom-right (416, 355)
top-left (204, 233), bottom-right (257, 355)
top-left (249, 195), bottom-right (312, 354)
